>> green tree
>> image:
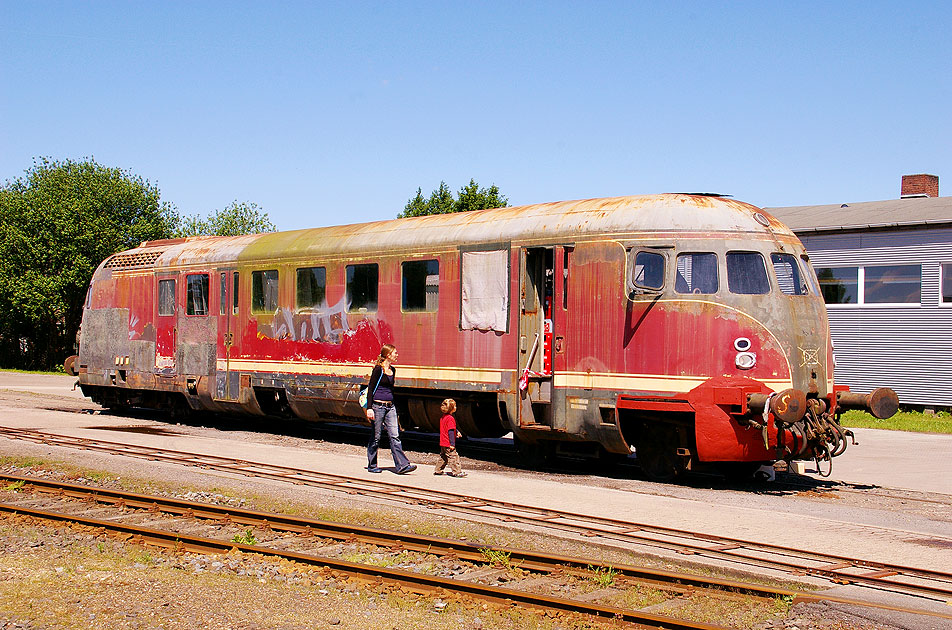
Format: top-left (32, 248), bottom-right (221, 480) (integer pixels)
top-left (398, 179), bottom-right (508, 218)
top-left (0, 157), bottom-right (177, 370)
top-left (177, 200), bottom-right (276, 237)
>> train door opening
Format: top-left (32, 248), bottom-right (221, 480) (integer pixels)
top-left (519, 247), bottom-right (554, 427)
top-left (214, 269), bottom-right (240, 401)
top-left (154, 273), bottom-right (177, 374)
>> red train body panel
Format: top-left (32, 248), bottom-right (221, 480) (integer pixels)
top-left (73, 194), bottom-right (897, 479)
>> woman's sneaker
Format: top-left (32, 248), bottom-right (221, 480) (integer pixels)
top-left (396, 464), bottom-right (417, 475)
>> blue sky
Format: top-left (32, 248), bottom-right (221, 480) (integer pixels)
top-left (2, 1), bottom-right (950, 231)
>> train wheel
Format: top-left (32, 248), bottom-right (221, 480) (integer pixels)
top-left (635, 424), bottom-right (684, 482)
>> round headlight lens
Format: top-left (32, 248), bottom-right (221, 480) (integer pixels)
top-left (735, 352), bottom-right (757, 370)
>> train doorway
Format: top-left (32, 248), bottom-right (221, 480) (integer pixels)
top-left (154, 272), bottom-right (177, 374)
top-left (214, 269), bottom-right (239, 401)
top-left (519, 247), bottom-right (554, 427)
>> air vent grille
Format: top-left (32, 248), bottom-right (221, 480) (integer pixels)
top-left (103, 250), bottom-right (164, 269)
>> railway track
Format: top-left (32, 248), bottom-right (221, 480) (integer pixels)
top-left (2, 424), bottom-right (951, 607)
top-left (2, 474), bottom-right (950, 628)
top-left (0, 475), bottom-right (754, 630)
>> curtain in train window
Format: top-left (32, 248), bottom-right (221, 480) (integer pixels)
top-left (770, 253), bottom-right (807, 295)
top-left (460, 249), bottom-right (509, 332)
top-left (158, 279), bottom-right (176, 316)
top-left (675, 253), bottom-right (718, 294)
top-left (727, 252), bottom-right (770, 295)
top-left (252, 270), bottom-right (279, 313)
top-left (186, 274), bottom-right (209, 315)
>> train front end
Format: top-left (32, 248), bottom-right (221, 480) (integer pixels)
top-left (613, 199), bottom-right (898, 479)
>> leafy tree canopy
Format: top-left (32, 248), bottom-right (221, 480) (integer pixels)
top-left (0, 157), bottom-right (178, 370)
top-left (399, 179), bottom-right (508, 218)
top-left (177, 200), bottom-right (276, 237)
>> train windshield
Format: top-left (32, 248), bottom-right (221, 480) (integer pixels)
top-left (726, 252), bottom-right (770, 294)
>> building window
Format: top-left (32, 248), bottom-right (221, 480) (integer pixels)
top-left (346, 264), bottom-right (378, 312)
top-left (675, 252), bottom-right (718, 294)
top-left (186, 274), bottom-right (209, 316)
top-left (297, 267), bottom-right (327, 310)
top-left (864, 265), bottom-right (920, 304)
top-left (817, 267), bottom-right (857, 304)
top-left (816, 265), bottom-right (921, 305)
top-left (943, 263), bottom-right (952, 305)
top-left (771, 253), bottom-right (808, 296)
top-left (402, 260), bottom-right (438, 312)
top-left (158, 279), bottom-right (176, 316)
top-left (252, 270), bottom-right (279, 313)
top-left (727, 252), bottom-right (769, 295)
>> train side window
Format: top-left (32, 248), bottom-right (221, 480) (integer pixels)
top-left (158, 279), bottom-right (175, 316)
top-left (726, 252), bottom-right (770, 295)
top-left (675, 253), bottom-right (718, 294)
top-left (186, 274), bottom-right (210, 316)
top-left (816, 267), bottom-right (858, 304)
top-left (346, 263), bottom-right (378, 312)
top-left (297, 266), bottom-right (327, 310)
top-left (402, 259), bottom-right (438, 312)
top-left (800, 256), bottom-right (821, 296)
top-left (627, 250), bottom-right (665, 294)
top-left (232, 272), bottom-right (239, 314)
top-left (770, 253), bottom-right (807, 295)
top-left (562, 248), bottom-right (571, 309)
top-left (219, 273), bottom-right (227, 315)
top-left (252, 270), bottom-right (279, 313)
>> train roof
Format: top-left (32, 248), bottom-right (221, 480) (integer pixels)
top-left (105, 194), bottom-right (796, 271)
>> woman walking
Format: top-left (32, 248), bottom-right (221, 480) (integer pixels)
top-left (366, 343), bottom-right (417, 474)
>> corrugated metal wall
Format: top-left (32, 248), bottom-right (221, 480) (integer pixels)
top-left (798, 227), bottom-right (952, 407)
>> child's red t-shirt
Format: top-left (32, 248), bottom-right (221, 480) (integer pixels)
top-left (439, 413), bottom-right (456, 447)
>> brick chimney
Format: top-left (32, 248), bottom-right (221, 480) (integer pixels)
top-left (901, 173), bottom-right (939, 198)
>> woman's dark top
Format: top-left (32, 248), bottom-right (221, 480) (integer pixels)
top-left (368, 365), bottom-right (395, 403)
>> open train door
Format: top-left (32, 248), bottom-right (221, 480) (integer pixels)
top-left (518, 247), bottom-right (555, 427)
top-left (213, 269), bottom-right (240, 401)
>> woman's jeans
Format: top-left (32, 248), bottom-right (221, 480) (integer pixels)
top-left (367, 403), bottom-right (410, 470)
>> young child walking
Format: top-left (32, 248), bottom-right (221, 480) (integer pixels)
top-left (434, 398), bottom-right (466, 477)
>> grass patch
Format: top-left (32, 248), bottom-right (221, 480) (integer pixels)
top-left (840, 409), bottom-right (952, 434)
top-left (586, 564), bottom-right (618, 588)
top-left (0, 367), bottom-right (65, 375)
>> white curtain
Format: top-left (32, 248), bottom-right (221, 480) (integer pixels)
top-left (460, 249), bottom-right (509, 332)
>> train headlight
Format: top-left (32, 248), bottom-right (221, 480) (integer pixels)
top-left (735, 352), bottom-right (757, 370)
top-left (733, 337), bottom-right (751, 352)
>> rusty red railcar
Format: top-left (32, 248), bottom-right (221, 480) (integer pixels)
top-left (72, 194), bottom-right (897, 480)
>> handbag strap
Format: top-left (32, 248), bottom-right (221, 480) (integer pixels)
top-left (369, 370), bottom-right (384, 401)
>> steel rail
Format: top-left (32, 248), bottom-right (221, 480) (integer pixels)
top-left (4, 473), bottom-right (950, 623)
top-left (0, 473), bottom-right (791, 598)
top-left (0, 501), bottom-right (728, 630)
top-left (2, 425), bottom-right (951, 602)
